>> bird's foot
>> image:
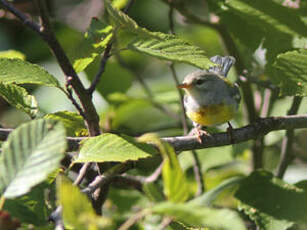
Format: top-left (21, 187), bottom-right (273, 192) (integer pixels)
top-left (227, 122), bottom-right (234, 144)
top-left (193, 127), bottom-right (210, 143)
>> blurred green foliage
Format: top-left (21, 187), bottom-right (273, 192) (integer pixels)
top-left (1, 0), bottom-right (307, 229)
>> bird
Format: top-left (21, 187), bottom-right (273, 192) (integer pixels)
top-left (178, 55), bottom-right (240, 143)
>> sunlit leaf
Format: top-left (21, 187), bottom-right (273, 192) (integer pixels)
top-left (0, 59), bottom-right (60, 87)
top-left (0, 82), bottom-right (38, 118)
top-left (0, 119), bottom-right (66, 198)
top-left (129, 32), bottom-right (214, 70)
top-left (0, 50), bottom-right (25, 60)
top-left (73, 18), bottom-right (113, 73)
top-left (104, 0), bottom-right (214, 69)
top-left (76, 133), bottom-right (157, 163)
top-left (57, 176), bottom-right (97, 230)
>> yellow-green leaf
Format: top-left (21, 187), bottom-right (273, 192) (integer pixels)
top-left (0, 58), bottom-right (60, 87)
top-left (0, 50), bottom-right (25, 60)
top-left (138, 134), bottom-right (189, 203)
top-left (75, 133), bottom-right (157, 163)
top-left (57, 176), bottom-right (98, 230)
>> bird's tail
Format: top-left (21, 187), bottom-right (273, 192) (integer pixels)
top-left (209, 55), bottom-right (236, 77)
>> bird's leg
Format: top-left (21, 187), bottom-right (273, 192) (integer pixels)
top-left (227, 122), bottom-right (234, 144)
top-left (192, 123), bottom-right (210, 143)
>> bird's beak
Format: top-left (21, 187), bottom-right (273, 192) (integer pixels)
top-left (178, 83), bottom-right (191, 89)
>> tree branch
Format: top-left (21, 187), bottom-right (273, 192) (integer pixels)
top-left (2, 115), bottom-right (307, 152)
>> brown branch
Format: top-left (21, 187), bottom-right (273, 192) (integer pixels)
top-left (1, 115), bottom-right (307, 152)
top-left (3, 115), bottom-right (307, 153)
top-left (162, 115), bottom-right (307, 152)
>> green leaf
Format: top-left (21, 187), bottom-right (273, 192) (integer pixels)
top-left (189, 176), bottom-right (244, 206)
top-left (129, 32), bottom-right (214, 70)
top-left (75, 133), bottom-right (157, 163)
top-left (152, 202), bottom-right (246, 230)
top-left (138, 134), bottom-right (189, 203)
top-left (45, 111), bottom-right (87, 136)
top-left (104, 0), bottom-right (146, 35)
top-left (0, 50), bottom-right (25, 60)
top-left (0, 82), bottom-right (38, 118)
top-left (270, 49), bottom-right (307, 96)
top-left (0, 119), bottom-right (66, 198)
top-left (210, 0), bottom-right (307, 63)
top-left (0, 58), bottom-right (60, 87)
top-left (57, 176), bottom-right (98, 230)
top-left (104, 0), bottom-right (213, 69)
top-left (235, 170), bottom-right (307, 230)
top-left (3, 183), bottom-right (51, 226)
top-left (73, 18), bottom-right (113, 73)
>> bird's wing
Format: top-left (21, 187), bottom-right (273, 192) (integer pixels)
top-left (209, 55), bottom-right (236, 77)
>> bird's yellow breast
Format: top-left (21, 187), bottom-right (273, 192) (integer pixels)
top-left (186, 103), bottom-right (235, 126)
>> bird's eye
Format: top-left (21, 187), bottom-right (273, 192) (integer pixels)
top-left (196, 79), bottom-right (205, 85)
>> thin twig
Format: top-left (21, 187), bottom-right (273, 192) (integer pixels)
top-left (62, 78), bottom-right (85, 118)
top-left (118, 210), bottom-right (149, 230)
top-left (168, 6), bottom-right (205, 194)
top-left (145, 162), bottom-right (163, 183)
top-left (192, 150), bottom-right (205, 195)
top-left (82, 163), bottom-right (134, 195)
top-left (87, 42), bottom-right (113, 94)
top-left (169, 63), bottom-right (188, 133)
top-left (275, 96), bottom-right (302, 178)
top-left (74, 163), bottom-right (92, 186)
top-left (168, 5), bottom-right (175, 34)
top-left (0, 0), bottom-right (41, 33)
top-left (157, 217), bottom-right (173, 230)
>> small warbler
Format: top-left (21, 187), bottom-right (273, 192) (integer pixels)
top-left (178, 55), bottom-right (240, 142)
